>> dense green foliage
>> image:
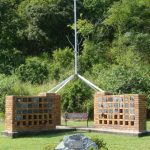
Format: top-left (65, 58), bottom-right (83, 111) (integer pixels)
top-left (17, 57), bottom-right (49, 84)
top-left (60, 78), bottom-right (93, 118)
top-left (0, 0), bottom-right (150, 114)
top-left (91, 137), bottom-right (108, 150)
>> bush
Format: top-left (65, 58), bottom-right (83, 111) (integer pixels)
top-left (16, 57), bottom-right (49, 84)
top-left (49, 47), bottom-right (74, 81)
top-left (91, 137), bottom-right (108, 150)
top-left (0, 48), bottom-right (24, 75)
top-left (0, 74), bottom-right (17, 112)
top-left (43, 144), bottom-right (56, 150)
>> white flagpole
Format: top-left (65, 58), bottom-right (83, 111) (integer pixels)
top-left (47, 0), bottom-right (105, 93)
top-left (74, 0), bottom-right (78, 75)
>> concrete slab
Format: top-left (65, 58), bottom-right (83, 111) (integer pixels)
top-left (56, 126), bottom-right (150, 137)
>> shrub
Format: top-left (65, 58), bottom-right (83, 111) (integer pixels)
top-left (91, 137), bottom-right (108, 150)
top-left (0, 48), bottom-right (24, 75)
top-left (16, 57), bottom-right (49, 84)
top-left (43, 144), bottom-right (56, 150)
top-left (0, 74), bottom-right (17, 112)
top-left (49, 47), bottom-right (74, 80)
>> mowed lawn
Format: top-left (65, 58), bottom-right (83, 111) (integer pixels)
top-left (0, 121), bottom-right (150, 150)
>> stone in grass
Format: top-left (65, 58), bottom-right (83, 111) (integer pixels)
top-left (55, 133), bottom-right (98, 150)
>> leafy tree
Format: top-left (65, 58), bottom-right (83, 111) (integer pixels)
top-left (0, 48), bottom-right (24, 75)
top-left (60, 78), bottom-right (93, 115)
top-left (0, 0), bottom-right (21, 49)
top-left (16, 57), bottom-right (49, 84)
top-left (17, 0), bottom-right (74, 54)
top-left (49, 47), bottom-right (74, 80)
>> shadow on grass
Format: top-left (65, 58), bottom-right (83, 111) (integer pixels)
top-left (5, 130), bottom-right (88, 139)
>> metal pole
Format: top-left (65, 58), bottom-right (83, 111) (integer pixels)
top-left (47, 0), bottom-right (106, 93)
top-left (74, 0), bottom-right (78, 75)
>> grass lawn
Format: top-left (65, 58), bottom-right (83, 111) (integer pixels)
top-left (61, 120), bottom-right (94, 127)
top-left (0, 121), bottom-right (150, 150)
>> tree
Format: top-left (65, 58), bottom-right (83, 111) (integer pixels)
top-left (17, 0), bottom-right (75, 54)
top-left (60, 78), bottom-right (93, 118)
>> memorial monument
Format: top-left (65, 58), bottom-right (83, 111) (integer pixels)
top-left (94, 92), bottom-right (147, 134)
top-left (55, 134), bottom-right (98, 150)
top-left (3, 93), bottom-right (61, 137)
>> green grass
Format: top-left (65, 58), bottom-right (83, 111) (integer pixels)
top-left (61, 120), bottom-right (94, 127)
top-left (0, 121), bottom-right (150, 150)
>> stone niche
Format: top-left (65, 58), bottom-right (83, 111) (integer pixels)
top-left (94, 92), bottom-right (147, 133)
top-left (4, 93), bottom-right (61, 137)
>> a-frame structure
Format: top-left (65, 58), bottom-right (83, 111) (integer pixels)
top-left (47, 0), bottom-right (104, 93)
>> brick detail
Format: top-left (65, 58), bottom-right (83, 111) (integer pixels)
top-left (5, 93), bottom-right (61, 133)
top-left (94, 92), bottom-right (146, 132)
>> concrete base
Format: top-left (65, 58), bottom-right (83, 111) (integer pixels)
top-left (77, 128), bottom-right (150, 137)
top-left (1, 128), bottom-right (76, 138)
top-left (1, 126), bottom-right (150, 138)
top-left (57, 126), bottom-right (150, 137)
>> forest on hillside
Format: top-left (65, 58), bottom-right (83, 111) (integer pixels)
top-left (0, 0), bottom-right (150, 116)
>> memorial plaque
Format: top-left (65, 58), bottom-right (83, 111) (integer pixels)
top-left (130, 103), bottom-right (134, 107)
top-left (47, 103), bottom-right (52, 108)
top-left (103, 97), bottom-right (107, 102)
top-left (22, 103), bottom-right (28, 109)
top-left (33, 109), bottom-right (38, 113)
top-left (28, 104), bottom-right (32, 108)
top-left (124, 103), bottom-right (129, 108)
top-left (130, 108), bottom-right (135, 114)
top-left (108, 97), bottom-right (113, 102)
top-left (110, 109), bottom-right (113, 113)
top-left (44, 110), bottom-right (48, 113)
top-left (130, 115), bottom-right (135, 120)
top-left (98, 97), bottom-right (102, 102)
top-left (118, 97), bottom-right (123, 102)
top-left (16, 98), bottom-right (22, 102)
top-left (22, 110), bottom-right (28, 114)
top-left (125, 115), bottom-right (129, 119)
top-left (16, 110), bottom-right (22, 114)
top-left (16, 115), bottom-right (23, 121)
top-left (125, 109), bottom-right (129, 114)
top-left (28, 110), bottom-right (32, 114)
top-left (32, 103), bottom-right (39, 108)
top-left (32, 97), bottom-right (39, 103)
top-left (114, 97), bottom-right (118, 102)
top-left (110, 103), bottom-right (113, 108)
top-left (124, 97), bottom-right (128, 101)
top-left (16, 103), bottom-right (21, 108)
top-left (99, 109), bottom-right (102, 113)
top-left (130, 96), bottom-right (134, 102)
top-left (39, 110), bottom-right (43, 113)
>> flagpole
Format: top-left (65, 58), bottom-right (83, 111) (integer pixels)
top-left (74, 0), bottom-right (78, 75)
